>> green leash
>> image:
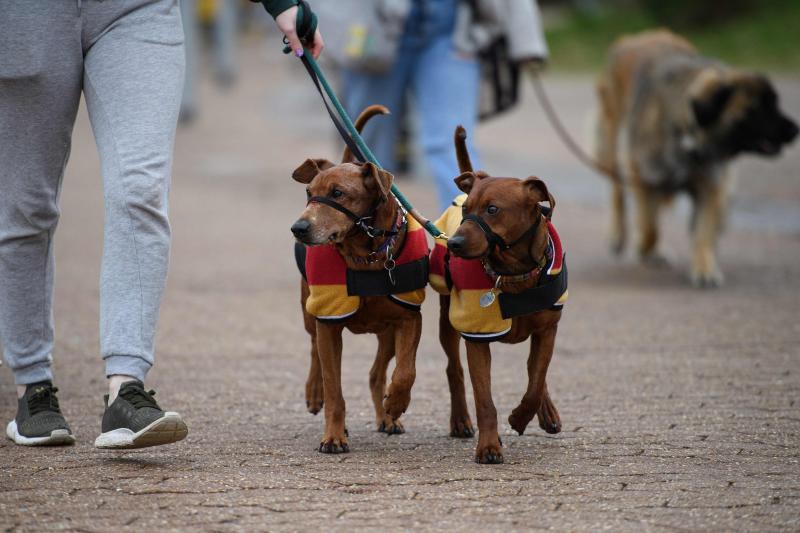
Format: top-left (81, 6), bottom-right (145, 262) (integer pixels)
top-left (278, 2), bottom-right (446, 239)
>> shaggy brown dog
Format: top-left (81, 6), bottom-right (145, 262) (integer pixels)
top-left (595, 29), bottom-right (797, 286)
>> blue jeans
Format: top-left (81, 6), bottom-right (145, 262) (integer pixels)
top-left (342, 0), bottom-right (481, 210)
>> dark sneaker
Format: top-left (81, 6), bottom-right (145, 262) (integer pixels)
top-left (94, 380), bottom-right (187, 449)
top-left (6, 381), bottom-right (75, 446)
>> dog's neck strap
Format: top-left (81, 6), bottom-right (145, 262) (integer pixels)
top-left (307, 196), bottom-right (399, 239)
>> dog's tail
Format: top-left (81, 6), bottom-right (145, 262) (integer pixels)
top-left (454, 125), bottom-right (473, 173)
top-left (341, 104), bottom-right (391, 163)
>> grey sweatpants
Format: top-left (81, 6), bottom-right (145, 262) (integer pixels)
top-left (0, 0), bottom-right (185, 385)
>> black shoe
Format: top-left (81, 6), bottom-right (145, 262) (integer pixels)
top-left (6, 381), bottom-right (75, 446)
top-left (94, 381), bottom-right (187, 449)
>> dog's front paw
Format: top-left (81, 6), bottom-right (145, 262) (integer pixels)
top-left (537, 398), bottom-right (562, 434)
top-left (383, 386), bottom-right (411, 421)
top-left (475, 439), bottom-right (504, 464)
top-left (690, 267), bottom-right (724, 288)
top-left (450, 416), bottom-right (475, 438)
top-left (377, 415), bottom-right (405, 435)
top-left (305, 380), bottom-right (324, 416)
top-left (318, 434), bottom-right (349, 454)
top-left (508, 406), bottom-right (536, 436)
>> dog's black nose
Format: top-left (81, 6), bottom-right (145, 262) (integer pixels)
top-left (291, 219), bottom-right (311, 238)
top-left (447, 235), bottom-right (465, 252)
top-left (782, 117), bottom-right (799, 143)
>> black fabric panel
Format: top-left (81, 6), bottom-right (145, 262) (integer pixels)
top-left (498, 259), bottom-right (568, 319)
top-left (346, 257), bottom-right (429, 297)
top-left (294, 242), bottom-right (307, 281)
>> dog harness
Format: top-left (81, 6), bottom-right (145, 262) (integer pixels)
top-left (430, 195), bottom-right (568, 342)
top-left (296, 216), bottom-right (429, 322)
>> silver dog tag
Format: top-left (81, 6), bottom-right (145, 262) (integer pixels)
top-left (479, 290), bottom-right (496, 308)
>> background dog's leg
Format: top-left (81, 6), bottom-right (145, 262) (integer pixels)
top-left (301, 280), bottom-right (323, 415)
top-left (690, 174), bottom-right (729, 287)
top-left (316, 322), bottom-right (349, 453)
top-left (439, 295), bottom-right (474, 438)
top-left (383, 312), bottom-right (421, 421)
top-left (370, 330), bottom-right (404, 434)
top-left (508, 324), bottom-right (558, 435)
top-left (537, 382), bottom-right (562, 434)
top-left (634, 184), bottom-right (665, 264)
top-left (610, 182), bottom-right (627, 255)
top-left (595, 85), bottom-right (626, 255)
top-left (465, 341), bottom-right (502, 464)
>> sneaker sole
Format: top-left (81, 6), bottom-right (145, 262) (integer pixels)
top-left (6, 420), bottom-right (75, 446)
top-left (94, 412), bottom-right (188, 449)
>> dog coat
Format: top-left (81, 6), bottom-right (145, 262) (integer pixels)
top-left (430, 195), bottom-right (568, 342)
top-left (296, 216), bottom-right (429, 322)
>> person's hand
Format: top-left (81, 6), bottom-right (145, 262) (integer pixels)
top-left (275, 6), bottom-right (324, 59)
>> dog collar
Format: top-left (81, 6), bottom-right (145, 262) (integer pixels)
top-left (343, 208), bottom-right (407, 265)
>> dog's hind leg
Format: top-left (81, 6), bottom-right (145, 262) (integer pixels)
top-left (634, 183), bottom-right (665, 264)
top-left (689, 174), bottom-right (729, 287)
top-left (465, 341), bottom-right (503, 464)
top-left (301, 280), bottom-right (324, 415)
top-left (508, 323), bottom-right (558, 436)
top-left (383, 311), bottom-right (421, 422)
top-left (316, 322), bottom-right (349, 453)
top-left (536, 381), bottom-right (562, 434)
top-left (596, 81), bottom-right (627, 254)
top-left (440, 295), bottom-right (474, 438)
top-left (370, 330), bottom-right (404, 434)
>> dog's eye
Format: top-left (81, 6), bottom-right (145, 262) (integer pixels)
top-left (331, 188), bottom-right (343, 199)
top-left (487, 205), bottom-right (499, 215)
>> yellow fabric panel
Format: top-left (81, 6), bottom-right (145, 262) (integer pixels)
top-left (435, 194), bottom-right (467, 239)
top-left (449, 288), bottom-right (511, 336)
top-left (391, 287), bottom-right (426, 306)
top-left (429, 271), bottom-right (449, 295)
top-left (305, 284), bottom-right (360, 320)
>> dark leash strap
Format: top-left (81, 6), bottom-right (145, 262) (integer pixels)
top-left (266, 0), bottom-right (446, 239)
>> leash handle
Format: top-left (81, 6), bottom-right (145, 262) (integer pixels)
top-left (285, 2), bottom-right (446, 239)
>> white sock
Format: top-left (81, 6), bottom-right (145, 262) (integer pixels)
top-left (108, 375), bottom-right (138, 404)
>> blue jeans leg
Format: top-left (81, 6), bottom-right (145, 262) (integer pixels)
top-left (341, 51), bottom-right (415, 171)
top-left (412, 35), bottom-right (481, 210)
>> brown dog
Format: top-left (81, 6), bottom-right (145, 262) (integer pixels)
top-left (430, 128), bottom-right (567, 464)
top-left (290, 106), bottom-right (430, 453)
top-left (595, 29), bottom-right (798, 286)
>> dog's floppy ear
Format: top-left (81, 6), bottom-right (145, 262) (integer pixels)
top-left (692, 81), bottom-right (735, 128)
top-left (292, 158), bottom-right (335, 184)
top-left (454, 171), bottom-right (487, 194)
top-left (523, 176), bottom-right (555, 213)
top-left (361, 162), bottom-right (393, 200)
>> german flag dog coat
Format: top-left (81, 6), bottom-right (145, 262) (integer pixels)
top-left (430, 195), bottom-right (568, 342)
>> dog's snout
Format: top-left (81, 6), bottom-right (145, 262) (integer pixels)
top-left (291, 219), bottom-right (311, 238)
top-left (447, 235), bottom-right (465, 252)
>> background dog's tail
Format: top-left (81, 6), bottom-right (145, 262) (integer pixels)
top-left (454, 125), bottom-right (473, 173)
top-left (341, 104), bottom-right (390, 163)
